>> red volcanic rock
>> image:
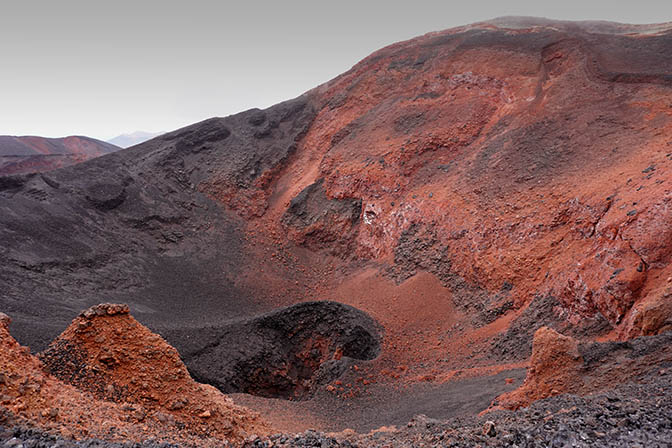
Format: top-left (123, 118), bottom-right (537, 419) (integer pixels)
top-left (495, 325), bottom-right (672, 410)
top-left (39, 303), bottom-right (270, 442)
top-left (281, 179), bottom-right (362, 253)
top-left (0, 135), bottom-right (120, 176)
top-left (620, 284), bottom-right (672, 338)
top-left (0, 306), bottom-right (269, 445)
top-left (495, 327), bottom-right (584, 409)
top-left (260, 20), bottom-right (672, 339)
top-left (555, 237), bottom-right (647, 323)
top-left (0, 310), bottom-right (153, 442)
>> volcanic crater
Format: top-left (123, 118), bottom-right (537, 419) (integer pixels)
top-left (167, 301), bottom-right (382, 400)
top-left (1, 16), bottom-right (672, 447)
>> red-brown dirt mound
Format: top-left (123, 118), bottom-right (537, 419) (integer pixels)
top-left (1, 306), bottom-right (269, 446)
top-left (494, 326), bottom-right (672, 410)
top-left (493, 327), bottom-right (584, 410)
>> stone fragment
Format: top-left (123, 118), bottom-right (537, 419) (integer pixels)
top-left (483, 420), bottom-right (497, 437)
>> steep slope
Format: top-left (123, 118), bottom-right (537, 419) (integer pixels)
top-left (0, 135), bottom-right (120, 176)
top-left (1, 17), bottom-right (672, 436)
top-left (0, 97), bottom-right (316, 350)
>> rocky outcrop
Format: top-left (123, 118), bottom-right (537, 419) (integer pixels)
top-left (495, 326), bottom-right (672, 410)
top-left (0, 305), bottom-right (269, 445)
top-left (39, 304), bottom-right (269, 441)
top-left (282, 179), bottom-right (362, 255)
top-left (619, 283), bottom-right (672, 338)
top-left (494, 327), bottom-right (584, 409)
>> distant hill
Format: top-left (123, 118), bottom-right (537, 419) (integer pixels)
top-left (0, 135), bottom-right (120, 176)
top-left (107, 131), bottom-right (164, 148)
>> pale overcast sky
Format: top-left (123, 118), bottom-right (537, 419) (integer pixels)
top-left (1, 1), bottom-right (670, 140)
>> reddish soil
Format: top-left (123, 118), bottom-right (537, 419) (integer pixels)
top-left (1, 17), bottom-right (672, 445)
top-left (218, 18), bottom-right (672, 432)
top-left (1, 306), bottom-right (269, 446)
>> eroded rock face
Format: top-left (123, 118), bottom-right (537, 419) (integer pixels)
top-left (282, 179), bottom-right (362, 254)
top-left (274, 20), bottom-right (672, 337)
top-left (620, 284), bottom-right (672, 338)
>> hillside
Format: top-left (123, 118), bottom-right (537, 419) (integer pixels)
top-left (1, 17), bottom-right (671, 446)
top-left (0, 135), bottom-right (120, 176)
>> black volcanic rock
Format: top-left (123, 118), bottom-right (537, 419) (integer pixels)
top-left (166, 301), bottom-right (382, 400)
top-left (0, 95), bottom-right (317, 351)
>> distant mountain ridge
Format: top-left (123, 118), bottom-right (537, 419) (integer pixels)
top-left (0, 135), bottom-right (120, 176)
top-left (107, 131), bottom-right (164, 148)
